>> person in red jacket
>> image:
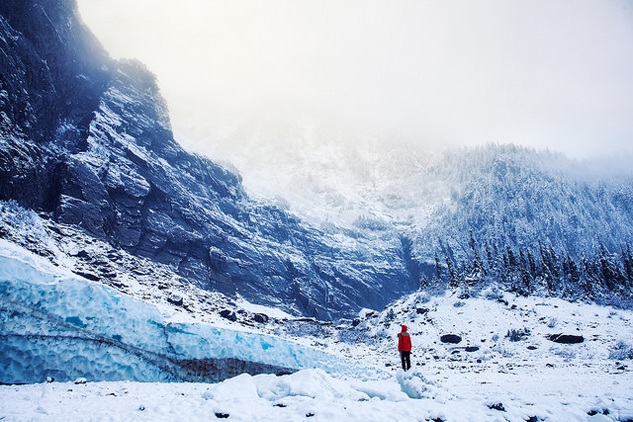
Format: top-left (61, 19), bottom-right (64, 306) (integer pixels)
top-left (398, 324), bottom-right (412, 371)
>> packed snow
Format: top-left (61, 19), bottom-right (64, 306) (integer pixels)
top-left (1, 365), bottom-right (632, 421)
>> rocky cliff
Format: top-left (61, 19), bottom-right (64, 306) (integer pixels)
top-left (0, 0), bottom-right (417, 319)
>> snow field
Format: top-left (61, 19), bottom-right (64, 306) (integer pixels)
top-left (345, 289), bottom-right (633, 372)
top-left (2, 236), bottom-right (633, 420)
top-left (1, 366), bottom-right (631, 421)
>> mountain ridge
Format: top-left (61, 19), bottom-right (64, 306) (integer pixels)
top-left (2, 0), bottom-right (632, 321)
top-left (0, 0), bottom-right (417, 319)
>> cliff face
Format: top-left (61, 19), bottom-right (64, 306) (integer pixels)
top-left (0, 0), bottom-right (417, 319)
top-left (0, 0), bottom-right (109, 145)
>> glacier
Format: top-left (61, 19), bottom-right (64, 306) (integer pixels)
top-left (0, 239), bottom-right (384, 384)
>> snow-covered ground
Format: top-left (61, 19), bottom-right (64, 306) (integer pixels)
top-left (1, 363), bottom-right (632, 421)
top-left (1, 206), bottom-right (633, 421)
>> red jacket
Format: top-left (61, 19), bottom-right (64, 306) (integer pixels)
top-left (398, 326), bottom-right (412, 352)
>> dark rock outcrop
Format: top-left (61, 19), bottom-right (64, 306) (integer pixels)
top-left (546, 334), bottom-right (584, 344)
top-left (219, 310), bottom-right (237, 322)
top-left (253, 313), bottom-right (269, 324)
top-left (440, 334), bottom-right (462, 344)
top-left (0, 0), bottom-right (419, 319)
top-left (488, 403), bottom-right (506, 412)
top-left (0, 0), bottom-right (110, 146)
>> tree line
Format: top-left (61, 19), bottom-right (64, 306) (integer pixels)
top-left (427, 231), bottom-right (633, 308)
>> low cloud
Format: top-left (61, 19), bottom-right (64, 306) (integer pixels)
top-left (78, 0), bottom-right (633, 159)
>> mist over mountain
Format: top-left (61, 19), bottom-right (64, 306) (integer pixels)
top-left (205, 118), bottom-right (633, 247)
top-left (1, 0), bottom-right (632, 326)
top-left (0, 0), bottom-right (416, 319)
top-left (203, 117), bottom-right (633, 305)
top-left (3, 3), bottom-right (633, 410)
top-left (200, 114), bottom-right (633, 227)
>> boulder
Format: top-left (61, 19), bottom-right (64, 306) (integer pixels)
top-left (440, 334), bottom-right (462, 344)
top-left (219, 310), bottom-right (237, 322)
top-left (546, 334), bottom-right (584, 344)
top-left (167, 294), bottom-right (184, 307)
top-left (488, 403), bottom-right (506, 412)
top-left (253, 313), bottom-right (269, 324)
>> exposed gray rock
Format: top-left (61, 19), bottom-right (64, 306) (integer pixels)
top-left (0, 0), bottom-right (420, 319)
top-left (219, 310), bottom-right (237, 322)
top-left (253, 313), bottom-right (269, 324)
top-left (488, 403), bottom-right (506, 412)
top-left (547, 334), bottom-right (584, 344)
top-left (440, 334), bottom-right (462, 344)
top-left (167, 294), bottom-right (184, 307)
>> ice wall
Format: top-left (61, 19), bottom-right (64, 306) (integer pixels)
top-left (0, 240), bottom-right (381, 384)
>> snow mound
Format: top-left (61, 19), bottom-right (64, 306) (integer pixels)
top-left (395, 369), bottom-right (428, 399)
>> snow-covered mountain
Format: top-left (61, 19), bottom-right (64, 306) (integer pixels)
top-left (201, 115), bottom-right (633, 242)
top-left (2, 2), bottom-right (633, 417)
top-left (2, 1), bottom-right (631, 323)
top-left (0, 0), bottom-right (418, 320)
top-left (208, 116), bottom-right (633, 307)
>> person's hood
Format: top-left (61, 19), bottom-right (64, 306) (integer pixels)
top-left (401, 325), bottom-right (408, 332)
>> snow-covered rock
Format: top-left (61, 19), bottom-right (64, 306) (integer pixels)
top-left (0, 0), bottom-right (418, 320)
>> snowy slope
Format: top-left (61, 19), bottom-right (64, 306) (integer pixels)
top-left (1, 227), bottom-right (633, 420)
top-left (1, 293), bottom-right (633, 421)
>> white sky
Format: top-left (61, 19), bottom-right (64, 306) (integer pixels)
top-left (76, 0), bottom-right (633, 159)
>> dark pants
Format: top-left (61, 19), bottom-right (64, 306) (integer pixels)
top-left (400, 351), bottom-right (411, 371)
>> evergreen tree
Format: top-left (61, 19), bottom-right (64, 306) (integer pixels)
top-left (506, 245), bottom-right (518, 269)
top-left (527, 250), bottom-right (538, 278)
top-left (469, 229), bottom-right (484, 278)
top-left (600, 243), bottom-right (619, 292)
top-left (485, 241), bottom-right (494, 272)
top-left (434, 251), bottom-right (442, 283)
top-left (518, 249), bottom-right (534, 295)
top-left (621, 243), bottom-right (633, 286)
top-left (445, 254), bottom-right (460, 288)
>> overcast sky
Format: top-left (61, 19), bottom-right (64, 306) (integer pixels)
top-left (77, 0), bottom-right (633, 159)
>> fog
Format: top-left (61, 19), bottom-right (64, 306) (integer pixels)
top-left (77, 0), bottom-right (633, 160)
